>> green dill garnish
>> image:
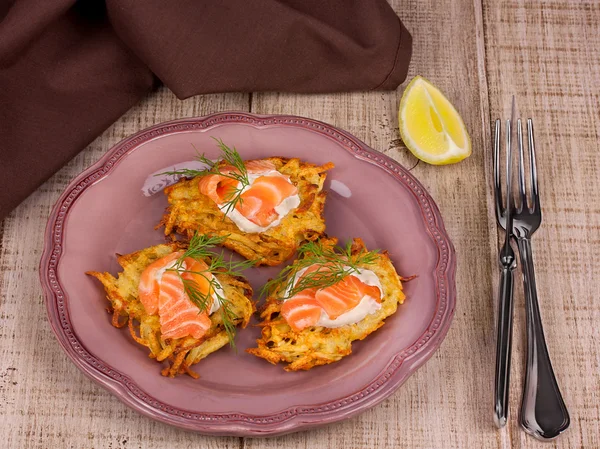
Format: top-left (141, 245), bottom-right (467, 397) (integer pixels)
top-left (260, 240), bottom-right (380, 300)
top-left (159, 137), bottom-right (249, 215)
top-left (167, 233), bottom-right (255, 348)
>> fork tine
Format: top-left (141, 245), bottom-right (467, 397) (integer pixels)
top-left (527, 119), bottom-right (540, 209)
top-left (505, 119), bottom-right (513, 211)
top-left (517, 119), bottom-right (526, 211)
top-left (494, 119), bottom-right (503, 221)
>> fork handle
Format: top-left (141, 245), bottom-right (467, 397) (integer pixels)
top-left (494, 263), bottom-right (515, 428)
top-left (517, 237), bottom-right (570, 439)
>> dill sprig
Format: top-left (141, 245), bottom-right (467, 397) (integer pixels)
top-left (159, 137), bottom-right (249, 215)
top-left (168, 233), bottom-right (255, 348)
top-left (260, 240), bottom-right (380, 300)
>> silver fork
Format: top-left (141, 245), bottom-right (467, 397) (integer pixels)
top-left (493, 114), bottom-right (517, 429)
top-left (494, 114), bottom-right (570, 439)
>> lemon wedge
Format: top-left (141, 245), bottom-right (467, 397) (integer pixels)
top-left (398, 76), bottom-right (471, 165)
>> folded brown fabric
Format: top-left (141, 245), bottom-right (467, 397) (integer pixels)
top-left (0, 0), bottom-right (412, 220)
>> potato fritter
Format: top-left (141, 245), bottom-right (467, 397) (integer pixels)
top-left (87, 243), bottom-right (254, 378)
top-left (247, 238), bottom-right (406, 371)
top-left (159, 157), bottom-right (333, 266)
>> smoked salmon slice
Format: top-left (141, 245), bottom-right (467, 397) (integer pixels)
top-left (158, 270), bottom-right (212, 340)
top-left (198, 159), bottom-right (278, 204)
top-left (280, 289), bottom-right (321, 332)
top-left (282, 272), bottom-right (382, 329)
top-left (198, 175), bottom-right (238, 204)
top-left (235, 194), bottom-right (278, 227)
top-left (349, 276), bottom-right (382, 303)
top-left (245, 160), bottom-right (277, 172)
top-left (314, 275), bottom-right (382, 319)
top-left (138, 252), bottom-right (214, 340)
top-left (314, 276), bottom-right (364, 319)
top-left (242, 176), bottom-right (298, 208)
top-left (138, 251), bottom-right (182, 315)
top-left (237, 175), bottom-right (298, 226)
top-left (197, 160), bottom-right (298, 227)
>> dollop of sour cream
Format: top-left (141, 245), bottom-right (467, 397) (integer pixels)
top-left (155, 260), bottom-right (222, 314)
top-left (219, 170), bottom-right (300, 233)
top-left (284, 266), bottom-right (383, 328)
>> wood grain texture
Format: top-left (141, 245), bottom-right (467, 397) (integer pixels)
top-left (482, 1), bottom-right (600, 448)
top-left (1, 0), bottom-right (599, 447)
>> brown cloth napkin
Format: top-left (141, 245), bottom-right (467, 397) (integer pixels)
top-left (0, 0), bottom-right (412, 220)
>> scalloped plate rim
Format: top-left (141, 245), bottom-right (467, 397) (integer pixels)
top-left (39, 112), bottom-right (456, 437)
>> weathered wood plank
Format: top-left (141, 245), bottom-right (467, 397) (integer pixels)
top-left (482, 2), bottom-right (600, 448)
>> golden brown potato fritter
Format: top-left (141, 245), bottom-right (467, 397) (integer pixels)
top-left (247, 238), bottom-right (406, 371)
top-left (159, 157), bottom-right (333, 266)
top-left (87, 243), bottom-right (254, 378)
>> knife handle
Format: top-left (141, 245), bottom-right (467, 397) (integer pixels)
top-left (494, 264), bottom-right (515, 428)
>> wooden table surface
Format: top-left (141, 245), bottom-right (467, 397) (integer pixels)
top-left (1, 1), bottom-right (599, 448)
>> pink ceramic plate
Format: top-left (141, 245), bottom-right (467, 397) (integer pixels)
top-left (40, 113), bottom-right (456, 436)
